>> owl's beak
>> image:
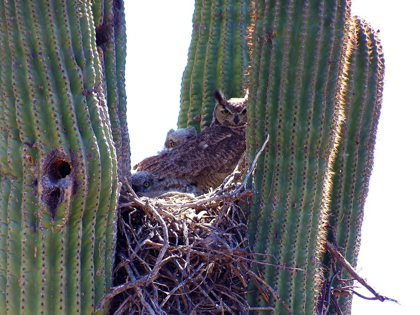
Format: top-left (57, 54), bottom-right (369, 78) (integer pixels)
top-left (233, 114), bottom-right (239, 125)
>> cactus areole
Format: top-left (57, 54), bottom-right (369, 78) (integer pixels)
top-left (0, 0), bottom-right (123, 314)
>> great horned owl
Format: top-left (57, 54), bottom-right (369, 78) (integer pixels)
top-left (163, 127), bottom-right (197, 151)
top-left (131, 171), bottom-right (200, 197)
top-left (211, 89), bottom-right (248, 128)
top-left (133, 90), bottom-right (247, 193)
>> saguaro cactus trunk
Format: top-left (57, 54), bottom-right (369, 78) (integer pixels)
top-left (179, 0), bottom-right (385, 314)
top-left (245, 0), bottom-right (353, 313)
top-left (0, 0), bottom-right (125, 314)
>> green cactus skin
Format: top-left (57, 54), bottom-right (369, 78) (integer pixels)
top-left (94, 0), bottom-right (131, 181)
top-left (323, 16), bottom-right (385, 314)
top-left (113, 2), bottom-right (130, 182)
top-left (245, 0), bottom-right (353, 313)
top-left (0, 179), bottom-right (11, 309)
top-left (90, 0), bottom-right (127, 307)
top-left (0, 1), bottom-right (122, 314)
top-left (178, 0), bottom-right (250, 131)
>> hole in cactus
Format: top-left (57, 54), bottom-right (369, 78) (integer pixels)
top-left (41, 152), bottom-right (73, 220)
top-left (49, 159), bottom-right (72, 181)
top-left (96, 23), bottom-right (113, 47)
top-left (46, 186), bottom-right (62, 220)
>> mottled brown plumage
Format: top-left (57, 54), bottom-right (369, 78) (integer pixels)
top-left (133, 90), bottom-right (247, 193)
top-left (134, 125), bottom-right (245, 192)
top-left (163, 127), bottom-right (197, 151)
top-left (131, 171), bottom-right (201, 197)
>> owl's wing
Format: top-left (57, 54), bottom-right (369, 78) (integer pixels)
top-left (134, 125), bottom-right (245, 180)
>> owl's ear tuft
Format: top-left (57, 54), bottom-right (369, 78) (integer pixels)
top-left (214, 90), bottom-right (226, 105)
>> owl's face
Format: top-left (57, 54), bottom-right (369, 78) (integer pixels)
top-left (164, 127), bottom-right (197, 150)
top-left (212, 90), bottom-right (248, 128)
top-left (131, 171), bottom-right (160, 196)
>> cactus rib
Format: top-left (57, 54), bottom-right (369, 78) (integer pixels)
top-left (179, 0), bottom-right (250, 131)
top-left (245, 0), bottom-right (352, 313)
top-left (0, 1), bottom-right (122, 314)
top-left (324, 16), bottom-right (385, 314)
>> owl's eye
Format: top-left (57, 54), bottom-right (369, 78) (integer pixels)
top-left (221, 109), bottom-right (230, 115)
top-left (241, 108), bottom-right (247, 114)
top-left (170, 141), bottom-right (176, 147)
top-left (143, 181), bottom-right (150, 188)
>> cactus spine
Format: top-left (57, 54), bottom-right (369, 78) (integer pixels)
top-left (0, 1), bottom-right (124, 314)
top-left (244, 0), bottom-right (353, 313)
top-left (93, 0), bottom-right (131, 180)
top-left (179, 0), bottom-right (250, 131)
top-left (179, 0), bottom-right (385, 313)
top-left (322, 16), bottom-right (385, 314)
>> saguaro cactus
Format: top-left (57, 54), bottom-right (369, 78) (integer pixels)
top-left (321, 16), bottom-right (385, 314)
top-left (0, 0), bottom-right (124, 314)
top-left (179, 0), bottom-right (384, 314)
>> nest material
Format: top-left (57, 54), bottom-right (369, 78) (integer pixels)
top-left (105, 175), bottom-right (258, 314)
top-left (96, 141), bottom-right (289, 314)
top-left (97, 133), bottom-right (396, 314)
top-left (97, 137), bottom-right (292, 314)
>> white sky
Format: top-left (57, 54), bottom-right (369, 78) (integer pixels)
top-left (125, 1), bottom-right (420, 314)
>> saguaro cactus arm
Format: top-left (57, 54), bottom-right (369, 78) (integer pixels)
top-left (321, 16), bottom-right (385, 314)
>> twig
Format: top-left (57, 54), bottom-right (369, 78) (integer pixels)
top-left (351, 289), bottom-right (397, 301)
top-left (189, 264), bottom-right (236, 314)
top-left (157, 188), bottom-right (252, 211)
top-left (113, 297), bottom-right (130, 315)
top-left (218, 152), bottom-right (246, 193)
top-left (245, 267), bottom-right (293, 315)
top-left (323, 266), bottom-right (342, 315)
top-left (96, 255), bottom-right (176, 311)
top-left (325, 241), bottom-right (398, 304)
top-left (156, 134), bottom-right (270, 210)
top-left (233, 134), bottom-right (269, 195)
top-left (96, 276), bottom-right (150, 311)
top-left (159, 268), bottom-right (198, 307)
top-left (140, 202), bottom-right (170, 285)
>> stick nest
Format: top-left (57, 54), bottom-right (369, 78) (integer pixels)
top-left (101, 170), bottom-right (274, 314)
